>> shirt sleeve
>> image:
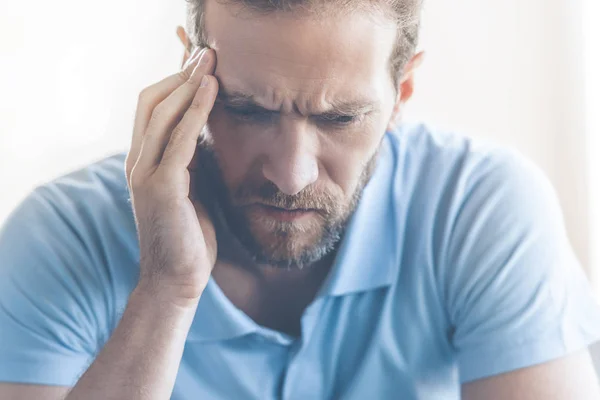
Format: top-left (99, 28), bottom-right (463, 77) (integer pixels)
top-left (441, 150), bottom-right (600, 383)
top-left (0, 187), bottom-right (112, 386)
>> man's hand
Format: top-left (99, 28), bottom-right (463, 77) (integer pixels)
top-left (125, 47), bottom-right (219, 307)
top-left (61, 49), bottom-right (221, 400)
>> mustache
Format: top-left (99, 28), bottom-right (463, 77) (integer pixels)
top-left (233, 180), bottom-right (340, 215)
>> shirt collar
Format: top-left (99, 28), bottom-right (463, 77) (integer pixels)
top-left (188, 277), bottom-right (259, 342)
top-left (187, 132), bottom-right (400, 342)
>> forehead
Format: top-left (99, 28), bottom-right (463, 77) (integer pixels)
top-left (203, 0), bottom-right (397, 112)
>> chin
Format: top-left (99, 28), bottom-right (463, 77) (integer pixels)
top-left (241, 217), bottom-right (343, 269)
top-left (250, 225), bottom-right (323, 265)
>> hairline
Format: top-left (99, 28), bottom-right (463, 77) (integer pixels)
top-left (186, 0), bottom-right (421, 89)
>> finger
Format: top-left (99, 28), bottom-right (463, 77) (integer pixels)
top-left (160, 75), bottom-right (218, 171)
top-left (125, 46), bottom-right (206, 180)
top-left (135, 49), bottom-right (216, 174)
top-left (127, 47), bottom-right (205, 180)
top-left (188, 134), bottom-right (204, 174)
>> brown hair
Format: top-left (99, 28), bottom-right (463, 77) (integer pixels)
top-left (185, 0), bottom-right (422, 86)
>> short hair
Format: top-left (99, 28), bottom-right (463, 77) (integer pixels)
top-left (185, 0), bottom-right (422, 87)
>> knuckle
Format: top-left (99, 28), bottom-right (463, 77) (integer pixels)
top-left (186, 72), bottom-right (203, 87)
top-left (129, 166), bottom-right (155, 192)
top-left (137, 87), bottom-right (154, 106)
top-left (188, 98), bottom-right (205, 111)
top-left (150, 103), bottom-right (166, 122)
top-left (198, 108), bottom-right (210, 121)
top-left (162, 143), bottom-right (183, 164)
top-left (178, 68), bottom-right (193, 83)
top-left (189, 103), bottom-right (210, 121)
top-left (148, 104), bottom-right (172, 130)
top-left (129, 170), bottom-right (146, 191)
top-left (171, 125), bottom-right (187, 141)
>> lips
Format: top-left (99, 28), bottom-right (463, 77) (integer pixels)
top-left (250, 203), bottom-right (317, 222)
top-left (259, 204), bottom-right (314, 213)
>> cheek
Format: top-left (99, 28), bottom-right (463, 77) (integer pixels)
top-left (319, 121), bottom-right (386, 196)
top-left (206, 109), bottom-right (265, 188)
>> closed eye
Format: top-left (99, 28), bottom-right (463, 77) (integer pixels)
top-left (315, 113), bottom-right (364, 126)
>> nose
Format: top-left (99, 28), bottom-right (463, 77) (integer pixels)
top-left (262, 121), bottom-right (319, 196)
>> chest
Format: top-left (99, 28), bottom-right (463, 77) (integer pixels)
top-left (173, 288), bottom-right (459, 400)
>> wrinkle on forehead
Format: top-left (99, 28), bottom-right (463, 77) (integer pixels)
top-left (217, 79), bottom-right (378, 117)
top-left (203, 0), bottom-right (396, 114)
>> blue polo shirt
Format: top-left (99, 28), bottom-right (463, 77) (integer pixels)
top-left (1, 123), bottom-right (600, 399)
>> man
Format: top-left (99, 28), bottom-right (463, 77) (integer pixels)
top-left (1, 0), bottom-right (600, 398)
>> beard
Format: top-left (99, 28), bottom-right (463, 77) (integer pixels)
top-left (193, 142), bottom-right (380, 269)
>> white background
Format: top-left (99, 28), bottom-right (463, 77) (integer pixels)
top-left (0, 0), bottom-right (598, 282)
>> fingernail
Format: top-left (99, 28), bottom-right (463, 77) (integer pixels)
top-left (200, 75), bottom-right (209, 87)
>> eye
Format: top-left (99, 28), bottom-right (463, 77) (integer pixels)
top-left (332, 115), bottom-right (356, 124)
top-left (316, 114), bottom-right (362, 126)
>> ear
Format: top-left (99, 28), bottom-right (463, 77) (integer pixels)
top-left (176, 26), bottom-right (193, 69)
top-left (387, 51), bottom-right (425, 131)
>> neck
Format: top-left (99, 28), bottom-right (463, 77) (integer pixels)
top-left (209, 208), bottom-right (337, 336)
top-left (212, 248), bottom-right (335, 337)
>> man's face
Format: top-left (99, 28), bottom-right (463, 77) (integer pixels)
top-left (199, 1), bottom-right (399, 268)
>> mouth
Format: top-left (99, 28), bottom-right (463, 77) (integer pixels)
top-left (250, 203), bottom-right (317, 222)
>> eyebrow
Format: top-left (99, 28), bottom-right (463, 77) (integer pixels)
top-left (216, 88), bottom-right (379, 116)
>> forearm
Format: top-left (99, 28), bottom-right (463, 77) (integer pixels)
top-left (67, 45), bottom-right (218, 400)
top-left (66, 286), bottom-right (197, 400)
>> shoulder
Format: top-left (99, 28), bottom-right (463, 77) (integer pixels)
top-left (15, 152), bottom-right (138, 262)
top-left (32, 152), bottom-right (135, 235)
top-left (386, 122), bottom-right (542, 186)
top-left (385, 123), bottom-right (568, 307)
top-left (35, 152), bottom-right (131, 213)
top-left (0, 153), bottom-right (140, 385)
top-left (385, 122), bottom-right (555, 227)
top-left (0, 152), bottom-right (139, 321)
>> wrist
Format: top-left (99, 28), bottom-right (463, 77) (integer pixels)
top-left (130, 282), bottom-right (200, 329)
top-left (136, 270), bottom-right (209, 310)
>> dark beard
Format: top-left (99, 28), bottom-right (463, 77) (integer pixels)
top-left (192, 142), bottom-right (379, 269)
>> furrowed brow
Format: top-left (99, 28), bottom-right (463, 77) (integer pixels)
top-left (216, 87), bottom-right (379, 116)
top-left (324, 99), bottom-right (379, 116)
top-left (216, 88), bottom-right (268, 110)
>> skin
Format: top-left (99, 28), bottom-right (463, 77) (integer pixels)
top-left (0, 2), bottom-right (598, 399)
top-left (192, 4), bottom-right (417, 336)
